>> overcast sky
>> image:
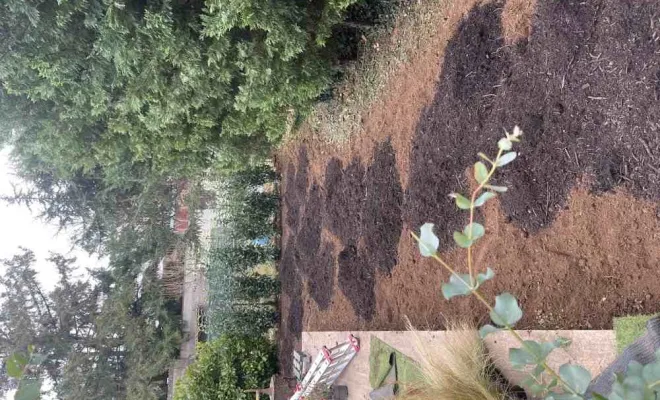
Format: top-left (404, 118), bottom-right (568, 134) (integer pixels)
top-left (1, 148), bottom-right (107, 399)
top-left (0, 147), bottom-right (105, 292)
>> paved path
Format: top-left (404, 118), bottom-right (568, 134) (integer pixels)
top-left (302, 330), bottom-right (616, 399)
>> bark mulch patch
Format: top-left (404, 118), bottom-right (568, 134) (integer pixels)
top-left (295, 182), bottom-right (323, 261)
top-left (337, 243), bottom-right (376, 321)
top-left (408, 0), bottom-right (660, 237)
top-left (306, 241), bottom-right (337, 311)
top-left (277, 0), bottom-right (660, 379)
top-left (277, 243), bottom-right (303, 376)
top-left (283, 163), bottom-right (300, 232)
top-left (324, 157), bottom-right (367, 243)
top-left (363, 140), bottom-right (404, 275)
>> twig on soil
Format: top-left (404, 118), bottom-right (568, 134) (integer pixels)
top-left (638, 137), bottom-right (655, 159)
top-left (587, 96), bottom-right (607, 100)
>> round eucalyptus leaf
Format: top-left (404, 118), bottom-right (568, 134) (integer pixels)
top-left (418, 223), bottom-right (439, 257)
top-left (463, 222), bottom-right (485, 240)
top-left (474, 191), bottom-right (496, 207)
top-left (558, 363), bottom-right (592, 395)
top-left (441, 273), bottom-right (472, 300)
top-left (498, 138), bottom-right (512, 151)
top-left (479, 324), bottom-right (500, 338)
top-left (497, 151), bottom-right (517, 167)
top-left (474, 161), bottom-right (488, 183)
top-left (490, 293), bottom-right (523, 327)
top-left (451, 193), bottom-right (472, 210)
top-left (453, 231), bottom-right (473, 248)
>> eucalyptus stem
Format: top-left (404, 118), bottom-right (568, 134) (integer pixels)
top-left (412, 232), bottom-right (582, 398)
top-left (467, 147), bottom-right (504, 282)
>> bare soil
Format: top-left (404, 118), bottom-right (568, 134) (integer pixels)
top-left (276, 0), bottom-right (660, 381)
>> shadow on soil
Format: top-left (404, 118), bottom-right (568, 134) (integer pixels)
top-left (407, 0), bottom-right (660, 244)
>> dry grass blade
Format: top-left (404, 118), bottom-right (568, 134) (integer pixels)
top-left (400, 321), bottom-right (513, 400)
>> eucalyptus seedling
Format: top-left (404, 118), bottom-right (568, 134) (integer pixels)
top-left (412, 127), bottom-right (660, 400)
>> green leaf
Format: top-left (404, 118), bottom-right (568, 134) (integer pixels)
top-left (441, 273), bottom-right (472, 300)
top-left (453, 231), bottom-right (472, 248)
top-left (27, 345), bottom-right (35, 354)
top-left (642, 359), bottom-right (660, 385)
top-left (476, 268), bottom-right (494, 286)
top-left (509, 347), bottom-right (536, 369)
top-left (474, 192), bottom-right (496, 207)
top-left (591, 393), bottom-right (608, 400)
top-left (610, 375), bottom-right (646, 400)
top-left (418, 223), bottom-right (439, 257)
top-left (497, 152), bottom-right (517, 167)
top-left (474, 161), bottom-right (489, 184)
top-left (528, 383), bottom-right (548, 397)
top-left (509, 340), bottom-right (557, 369)
top-left (627, 360), bottom-right (644, 378)
top-left (521, 376), bottom-right (548, 396)
top-left (532, 364), bottom-right (546, 377)
top-left (558, 364), bottom-right (591, 395)
top-left (463, 222), bottom-right (485, 240)
top-left (485, 184), bottom-right (508, 192)
top-left (6, 353), bottom-right (28, 379)
top-left (479, 324), bottom-right (500, 338)
top-left (15, 378), bottom-right (41, 400)
top-left (498, 137), bottom-right (512, 151)
top-left (490, 293), bottom-right (523, 327)
top-left (450, 193), bottom-right (472, 210)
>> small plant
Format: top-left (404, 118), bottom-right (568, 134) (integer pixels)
top-left (412, 127), bottom-right (660, 400)
top-left (4, 346), bottom-right (46, 400)
top-left (173, 334), bottom-right (276, 400)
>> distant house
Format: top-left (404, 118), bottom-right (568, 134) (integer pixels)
top-left (171, 180), bottom-right (191, 235)
top-left (166, 183), bottom-right (217, 400)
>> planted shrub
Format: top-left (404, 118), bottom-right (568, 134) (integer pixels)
top-left (209, 243), bottom-right (278, 274)
top-left (414, 127), bottom-right (660, 400)
top-left (173, 334), bottom-right (276, 400)
top-left (205, 163), bottom-right (281, 338)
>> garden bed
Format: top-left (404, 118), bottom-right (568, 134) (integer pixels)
top-left (276, 0), bottom-right (660, 381)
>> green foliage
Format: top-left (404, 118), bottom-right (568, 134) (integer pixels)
top-left (173, 335), bottom-right (276, 400)
top-left (614, 315), bottom-right (655, 354)
top-left (0, 249), bottom-right (180, 400)
top-left (3, 346), bottom-right (45, 400)
top-left (490, 293), bottom-right (522, 327)
top-left (206, 164), bottom-right (280, 338)
top-left (210, 244), bottom-right (278, 274)
top-left (413, 126), bottom-right (660, 399)
top-left (0, 0), bottom-right (358, 177)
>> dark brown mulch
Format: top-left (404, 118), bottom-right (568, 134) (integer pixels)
top-left (283, 163), bottom-right (300, 231)
top-left (277, 244), bottom-right (302, 376)
top-left (405, 0), bottom-right (660, 329)
top-left (407, 0), bottom-right (660, 238)
top-left (337, 243), bottom-right (376, 321)
top-left (324, 157), bottom-right (367, 243)
top-left (294, 182), bottom-right (323, 261)
top-left (363, 140), bottom-right (404, 275)
top-left (307, 241), bottom-right (337, 310)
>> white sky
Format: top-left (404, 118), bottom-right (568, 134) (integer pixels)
top-left (0, 147), bottom-right (105, 291)
top-left (1, 148), bottom-right (107, 399)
